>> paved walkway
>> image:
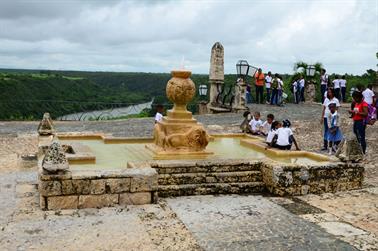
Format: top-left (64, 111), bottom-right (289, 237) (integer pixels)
top-left (167, 195), bottom-right (357, 251)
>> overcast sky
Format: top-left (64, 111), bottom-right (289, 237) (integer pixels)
top-left (0, 0), bottom-right (377, 75)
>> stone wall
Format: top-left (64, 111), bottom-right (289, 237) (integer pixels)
top-left (39, 166), bottom-right (158, 210)
top-left (261, 162), bottom-right (364, 196)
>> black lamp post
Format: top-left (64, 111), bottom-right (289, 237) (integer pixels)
top-left (236, 60), bottom-right (258, 82)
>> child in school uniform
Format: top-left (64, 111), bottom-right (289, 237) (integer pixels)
top-left (271, 119), bottom-right (300, 150)
top-left (260, 113), bottom-right (275, 136)
top-left (326, 103), bottom-right (343, 154)
top-left (240, 110), bottom-right (253, 133)
top-left (154, 104), bottom-right (164, 123)
top-left (266, 121), bottom-right (279, 146)
top-left (248, 111), bottom-right (263, 135)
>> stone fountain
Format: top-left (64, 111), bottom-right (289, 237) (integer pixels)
top-left (147, 70), bottom-right (212, 157)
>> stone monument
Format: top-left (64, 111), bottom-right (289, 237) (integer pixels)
top-left (42, 139), bottom-right (69, 174)
top-left (38, 112), bottom-right (55, 135)
top-left (335, 135), bottom-right (364, 163)
top-left (147, 70), bottom-right (211, 157)
top-left (208, 42), bottom-right (224, 109)
top-left (305, 80), bottom-right (316, 103)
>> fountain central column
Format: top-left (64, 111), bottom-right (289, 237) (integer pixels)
top-left (146, 70), bottom-right (212, 158)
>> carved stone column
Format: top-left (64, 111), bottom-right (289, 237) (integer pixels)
top-left (208, 42), bottom-right (224, 109)
top-left (232, 78), bottom-right (248, 112)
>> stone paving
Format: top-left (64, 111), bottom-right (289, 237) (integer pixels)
top-left (166, 195), bottom-right (357, 251)
top-left (0, 103), bottom-right (377, 250)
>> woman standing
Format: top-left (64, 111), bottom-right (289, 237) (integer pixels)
top-left (320, 88), bottom-right (340, 151)
top-left (349, 91), bottom-right (368, 154)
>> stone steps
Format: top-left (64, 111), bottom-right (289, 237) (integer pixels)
top-left (158, 182), bottom-right (266, 197)
top-left (158, 171), bottom-right (263, 185)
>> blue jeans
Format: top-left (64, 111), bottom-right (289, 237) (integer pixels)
top-left (271, 89), bottom-right (278, 105)
top-left (323, 117), bottom-right (329, 149)
top-left (321, 85), bottom-right (327, 103)
top-left (335, 88), bottom-right (341, 101)
top-left (353, 120), bottom-right (366, 154)
top-left (341, 87), bottom-right (347, 102)
top-left (300, 87), bottom-right (305, 102)
top-left (246, 92), bottom-right (252, 104)
top-left (266, 88), bottom-right (271, 103)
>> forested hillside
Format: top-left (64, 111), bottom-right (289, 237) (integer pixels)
top-left (0, 68), bottom-right (376, 120)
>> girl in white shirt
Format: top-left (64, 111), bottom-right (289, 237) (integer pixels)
top-left (266, 121), bottom-right (279, 145)
top-left (320, 88), bottom-right (340, 151)
top-left (271, 120), bottom-right (300, 150)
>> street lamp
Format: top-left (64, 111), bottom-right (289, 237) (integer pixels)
top-left (198, 84), bottom-right (208, 97)
top-left (306, 65), bottom-right (316, 77)
top-left (236, 60), bottom-right (258, 79)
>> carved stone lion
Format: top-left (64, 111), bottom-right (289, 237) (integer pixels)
top-left (165, 127), bottom-right (209, 151)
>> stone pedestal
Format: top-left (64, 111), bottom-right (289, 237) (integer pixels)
top-left (232, 79), bottom-right (248, 112)
top-left (147, 70), bottom-right (212, 158)
top-left (198, 101), bottom-right (209, 115)
top-left (305, 81), bottom-right (316, 103)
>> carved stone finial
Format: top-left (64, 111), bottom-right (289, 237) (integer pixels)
top-left (335, 135), bottom-right (364, 163)
top-left (42, 139), bottom-right (69, 174)
top-left (38, 113), bottom-right (55, 135)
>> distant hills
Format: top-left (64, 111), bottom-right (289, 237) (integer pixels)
top-left (0, 68), bottom-right (375, 120)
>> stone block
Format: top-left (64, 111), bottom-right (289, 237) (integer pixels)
top-left (61, 180), bottom-right (75, 195)
top-left (47, 195), bottom-right (78, 210)
top-left (105, 178), bottom-right (130, 193)
top-left (119, 192), bottom-right (152, 205)
top-left (78, 194), bottom-right (118, 209)
top-left (39, 180), bottom-right (62, 196)
top-left (40, 196), bottom-right (47, 210)
top-left (130, 176), bottom-right (157, 192)
top-left (72, 179), bottom-right (91, 194)
top-left (39, 170), bottom-right (72, 181)
top-left (90, 179), bottom-right (105, 194)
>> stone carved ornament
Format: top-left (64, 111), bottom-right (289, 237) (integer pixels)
top-left (154, 124), bottom-right (209, 151)
top-left (42, 140), bottom-right (69, 173)
top-left (38, 112), bottom-right (55, 135)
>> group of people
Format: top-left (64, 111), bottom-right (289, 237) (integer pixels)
top-left (320, 69), bottom-right (347, 103)
top-left (240, 111), bottom-right (300, 151)
top-left (321, 84), bottom-right (376, 154)
top-left (247, 69), bottom-right (285, 106)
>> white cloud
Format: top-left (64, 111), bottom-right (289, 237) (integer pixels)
top-left (0, 0), bottom-right (376, 74)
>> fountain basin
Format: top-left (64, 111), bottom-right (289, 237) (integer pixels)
top-left (37, 133), bottom-right (364, 210)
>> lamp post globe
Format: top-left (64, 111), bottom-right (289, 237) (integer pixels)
top-left (236, 60), bottom-right (250, 79)
top-left (198, 84), bottom-right (208, 96)
top-left (306, 65), bottom-right (316, 77)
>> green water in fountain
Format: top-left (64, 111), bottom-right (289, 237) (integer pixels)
top-left (61, 138), bottom-right (327, 170)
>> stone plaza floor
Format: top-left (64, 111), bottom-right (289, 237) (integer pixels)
top-left (0, 103), bottom-right (377, 250)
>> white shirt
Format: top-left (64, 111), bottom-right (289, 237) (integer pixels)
top-left (333, 79), bottom-right (340, 89)
top-left (298, 79), bottom-right (305, 88)
top-left (275, 127), bottom-right (293, 146)
top-left (277, 79), bottom-right (283, 90)
top-left (265, 75), bottom-right (272, 88)
top-left (323, 97), bottom-right (340, 118)
top-left (261, 121), bottom-right (273, 134)
top-left (249, 118), bottom-right (263, 131)
top-left (339, 79), bottom-right (346, 88)
top-left (362, 88), bottom-right (375, 105)
top-left (266, 130), bottom-right (276, 143)
top-left (321, 74), bottom-right (328, 85)
top-left (155, 112), bottom-right (163, 122)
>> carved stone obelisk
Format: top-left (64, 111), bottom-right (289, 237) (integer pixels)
top-left (208, 42), bottom-right (224, 108)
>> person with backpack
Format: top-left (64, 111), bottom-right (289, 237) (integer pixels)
top-left (349, 91), bottom-right (368, 154)
top-left (270, 74), bottom-right (279, 105)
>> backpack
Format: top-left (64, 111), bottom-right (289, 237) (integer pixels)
top-left (364, 104), bottom-right (377, 125)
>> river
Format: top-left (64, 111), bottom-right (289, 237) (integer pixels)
top-left (57, 100), bottom-right (154, 121)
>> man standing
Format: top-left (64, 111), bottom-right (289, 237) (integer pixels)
top-left (333, 76), bottom-right (341, 101)
top-left (265, 71), bottom-right (272, 104)
top-left (320, 69), bottom-right (328, 103)
top-left (339, 75), bottom-right (347, 102)
top-left (298, 75), bottom-right (305, 102)
top-left (254, 68), bottom-right (265, 104)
